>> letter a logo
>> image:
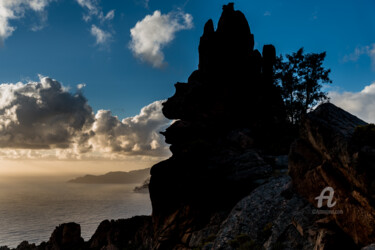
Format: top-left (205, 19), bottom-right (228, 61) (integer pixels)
top-left (315, 186), bottom-right (336, 208)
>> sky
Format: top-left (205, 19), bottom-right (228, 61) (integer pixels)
top-left (0, 0), bottom-right (374, 174)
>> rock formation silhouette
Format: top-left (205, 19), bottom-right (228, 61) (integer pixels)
top-left (149, 3), bottom-right (288, 249)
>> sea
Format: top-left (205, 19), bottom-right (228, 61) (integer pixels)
top-left (0, 175), bottom-right (152, 248)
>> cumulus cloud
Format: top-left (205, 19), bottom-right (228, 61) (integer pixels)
top-left (91, 100), bottom-right (170, 156)
top-left (329, 82), bottom-right (375, 123)
top-left (91, 24), bottom-right (111, 45)
top-left (0, 75), bottom-right (94, 149)
top-left (129, 10), bottom-right (193, 68)
top-left (343, 44), bottom-right (375, 70)
top-left (0, 0), bottom-right (52, 45)
top-left (75, 0), bottom-right (114, 46)
top-left (0, 76), bottom-right (171, 160)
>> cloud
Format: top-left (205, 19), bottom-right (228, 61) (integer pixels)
top-left (264, 11), bottom-right (271, 16)
top-left (343, 44), bottom-right (375, 70)
top-left (329, 82), bottom-right (375, 123)
top-left (91, 24), bottom-right (111, 45)
top-left (77, 83), bottom-right (86, 90)
top-left (0, 76), bottom-right (171, 160)
top-left (0, 0), bottom-right (52, 45)
top-left (75, 0), bottom-right (115, 46)
top-left (91, 100), bottom-right (170, 156)
top-left (76, 0), bottom-right (115, 23)
top-left (129, 10), bottom-right (193, 68)
top-left (76, 0), bottom-right (99, 22)
top-left (0, 75), bottom-right (94, 149)
top-left (103, 10), bottom-right (115, 21)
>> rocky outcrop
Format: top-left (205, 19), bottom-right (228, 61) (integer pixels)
top-left (46, 223), bottom-right (84, 250)
top-left (0, 242), bottom-right (39, 250)
top-left (209, 175), bottom-right (358, 250)
top-left (88, 216), bottom-right (153, 250)
top-left (289, 102), bottom-right (375, 247)
top-left (149, 3), bottom-right (289, 249)
top-left (134, 177), bottom-right (150, 193)
top-left (2, 218), bottom-right (152, 250)
top-left (2, 223), bottom-right (85, 250)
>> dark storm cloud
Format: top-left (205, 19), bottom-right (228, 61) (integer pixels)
top-left (0, 76), bottom-right (171, 159)
top-left (0, 76), bottom-right (94, 149)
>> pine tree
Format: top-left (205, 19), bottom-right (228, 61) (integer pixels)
top-left (275, 48), bottom-right (332, 124)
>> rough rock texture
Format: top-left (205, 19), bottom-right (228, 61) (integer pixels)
top-left (289, 102), bottom-right (375, 247)
top-left (211, 176), bottom-right (357, 250)
top-left (149, 3), bottom-right (289, 249)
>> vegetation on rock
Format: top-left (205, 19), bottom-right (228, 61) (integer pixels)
top-left (274, 48), bottom-right (332, 124)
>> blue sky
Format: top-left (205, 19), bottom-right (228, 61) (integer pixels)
top-left (1, 0), bottom-right (374, 118)
top-left (0, 0), bottom-right (375, 172)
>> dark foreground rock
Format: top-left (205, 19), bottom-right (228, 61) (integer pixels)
top-left (289, 103), bottom-right (375, 247)
top-left (2, 218), bottom-right (152, 250)
top-left (211, 175), bottom-right (357, 250)
top-left (2, 223), bottom-right (85, 250)
top-left (47, 222), bottom-right (84, 250)
top-left (88, 216), bottom-right (153, 249)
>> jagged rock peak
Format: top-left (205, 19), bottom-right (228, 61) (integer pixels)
top-left (164, 2), bottom-right (285, 127)
top-left (49, 222), bottom-right (84, 249)
top-left (203, 19), bottom-right (214, 35)
top-left (198, 3), bottom-right (254, 72)
top-left (262, 44), bottom-right (276, 76)
top-left (217, 2), bottom-right (253, 43)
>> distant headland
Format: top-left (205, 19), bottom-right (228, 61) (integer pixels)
top-left (67, 168), bottom-right (150, 184)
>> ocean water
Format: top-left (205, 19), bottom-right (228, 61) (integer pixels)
top-left (0, 175), bottom-right (152, 248)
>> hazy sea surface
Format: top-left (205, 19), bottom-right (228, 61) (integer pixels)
top-left (0, 175), bottom-right (151, 248)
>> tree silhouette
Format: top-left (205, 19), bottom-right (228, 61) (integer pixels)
top-left (275, 48), bottom-right (332, 124)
